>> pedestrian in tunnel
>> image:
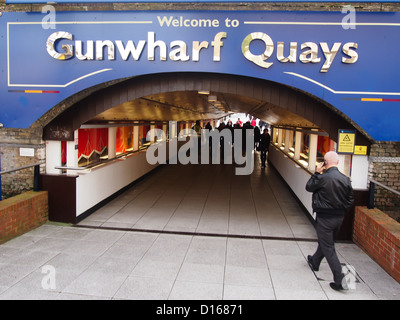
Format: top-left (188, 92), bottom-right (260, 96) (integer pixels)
top-left (192, 120), bottom-right (202, 156)
top-left (305, 151), bottom-right (354, 291)
top-left (258, 128), bottom-right (270, 168)
top-left (254, 125), bottom-right (261, 150)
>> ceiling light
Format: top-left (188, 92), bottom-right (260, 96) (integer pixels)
top-left (198, 90), bottom-right (210, 95)
top-left (208, 95), bottom-right (217, 102)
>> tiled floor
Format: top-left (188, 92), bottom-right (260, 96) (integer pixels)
top-left (1, 224), bottom-right (399, 300)
top-left (1, 158), bottom-right (400, 300)
top-left (77, 160), bottom-right (316, 240)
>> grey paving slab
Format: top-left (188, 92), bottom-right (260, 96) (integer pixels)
top-left (0, 224), bottom-right (399, 300)
top-left (1, 159), bottom-right (400, 300)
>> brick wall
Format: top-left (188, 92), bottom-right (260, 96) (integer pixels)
top-left (369, 142), bottom-right (400, 222)
top-left (1, 1), bottom-right (400, 13)
top-left (353, 206), bottom-right (400, 284)
top-left (0, 191), bottom-right (48, 245)
top-left (0, 128), bottom-right (45, 199)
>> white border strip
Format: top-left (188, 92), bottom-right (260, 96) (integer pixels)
top-left (284, 72), bottom-right (400, 96)
top-left (244, 21), bottom-right (400, 26)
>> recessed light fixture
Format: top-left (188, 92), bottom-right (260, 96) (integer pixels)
top-left (208, 95), bottom-right (217, 102)
top-left (198, 90), bottom-right (210, 95)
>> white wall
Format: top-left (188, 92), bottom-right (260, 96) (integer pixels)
top-left (75, 150), bottom-right (158, 217)
top-left (269, 146), bottom-right (315, 219)
top-left (351, 155), bottom-right (369, 190)
top-left (269, 146), bottom-right (369, 220)
top-left (74, 139), bottom-right (179, 217)
top-left (45, 141), bottom-right (61, 175)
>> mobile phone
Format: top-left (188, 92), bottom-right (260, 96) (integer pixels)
top-left (323, 160), bottom-right (327, 166)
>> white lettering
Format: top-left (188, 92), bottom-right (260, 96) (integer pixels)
top-left (156, 304), bottom-right (191, 317)
top-left (342, 42), bottom-right (358, 64)
top-left (157, 16), bottom-right (220, 28)
top-left (96, 40), bottom-right (115, 61)
top-left (115, 40), bottom-right (146, 60)
top-left (299, 42), bottom-right (321, 64)
top-left (75, 40), bottom-right (94, 60)
top-left (277, 41), bottom-right (297, 63)
top-left (169, 40), bottom-right (190, 61)
top-left (45, 30), bottom-right (358, 72)
top-left (147, 31), bottom-right (167, 61)
top-left (320, 42), bottom-right (342, 73)
top-left (241, 32), bottom-right (274, 68)
top-left (241, 32), bottom-right (357, 72)
top-left (211, 32), bottom-right (227, 62)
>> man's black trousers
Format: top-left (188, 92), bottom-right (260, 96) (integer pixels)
top-left (310, 215), bottom-right (345, 285)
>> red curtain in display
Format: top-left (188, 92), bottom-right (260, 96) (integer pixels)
top-left (116, 127), bottom-right (133, 154)
top-left (61, 141), bottom-right (67, 166)
top-left (78, 128), bottom-right (108, 165)
top-left (318, 136), bottom-right (335, 155)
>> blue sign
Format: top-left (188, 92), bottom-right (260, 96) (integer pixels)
top-left (5, 0), bottom-right (400, 3)
top-left (1, 10), bottom-right (400, 141)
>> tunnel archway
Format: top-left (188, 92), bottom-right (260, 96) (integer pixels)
top-left (40, 71), bottom-right (371, 237)
top-left (42, 72), bottom-right (372, 147)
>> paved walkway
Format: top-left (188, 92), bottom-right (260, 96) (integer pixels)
top-left (77, 160), bottom-right (317, 240)
top-left (1, 159), bottom-right (399, 300)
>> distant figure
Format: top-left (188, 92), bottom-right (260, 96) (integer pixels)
top-left (254, 126), bottom-right (261, 150)
top-left (251, 116), bottom-right (256, 127)
top-left (192, 120), bottom-right (202, 137)
top-left (258, 128), bottom-right (270, 168)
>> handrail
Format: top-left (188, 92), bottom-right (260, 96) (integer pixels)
top-left (0, 162), bottom-right (44, 200)
top-left (369, 179), bottom-right (400, 196)
top-left (367, 178), bottom-right (400, 209)
top-left (0, 162), bottom-right (45, 175)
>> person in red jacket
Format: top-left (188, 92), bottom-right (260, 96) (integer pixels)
top-left (306, 151), bottom-right (354, 291)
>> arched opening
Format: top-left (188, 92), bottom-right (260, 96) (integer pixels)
top-left (42, 72), bottom-right (371, 147)
top-left (40, 72), bottom-right (370, 239)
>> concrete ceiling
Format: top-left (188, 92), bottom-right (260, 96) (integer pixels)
top-left (87, 89), bottom-right (316, 128)
top-left (43, 73), bottom-right (371, 145)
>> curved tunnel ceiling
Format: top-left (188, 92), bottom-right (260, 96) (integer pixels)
top-left (43, 72), bottom-right (372, 146)
top-left (89, 90), bottom-right (316, 130)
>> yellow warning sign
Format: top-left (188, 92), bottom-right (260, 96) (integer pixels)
top-left (338, 130), bottom-right (356, 154)
top-left (354, 145), bottom-right (368, 155)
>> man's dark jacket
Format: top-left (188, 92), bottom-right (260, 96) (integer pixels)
top-left (306, 167), bottom-right (354, 217)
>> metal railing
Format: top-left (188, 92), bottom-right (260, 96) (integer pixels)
top-left (0, 162), bottom-right (44, 201)
top-left (367, 178), bottom-right (400, 209)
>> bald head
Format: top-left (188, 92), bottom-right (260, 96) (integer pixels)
top-left (324, 151), bottom-right (339, 168)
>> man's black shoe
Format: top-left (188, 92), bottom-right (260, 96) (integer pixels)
top-left (329, 281), bottom-right (349, 291)
top-left (307, 255), bottom-right (319, 272)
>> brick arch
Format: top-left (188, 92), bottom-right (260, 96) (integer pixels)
top-left (42, 72), bottom-right (372, 146)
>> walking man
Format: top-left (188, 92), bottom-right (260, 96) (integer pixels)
top-left (259, 128), bottom-right (270, 168)
top-left (306, 151), bottom-right (354, 291)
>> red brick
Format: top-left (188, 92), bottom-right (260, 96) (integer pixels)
top-left (0, 191), bottom-right (48, 245)
top-left (354, 206), bottom-right (400, 284)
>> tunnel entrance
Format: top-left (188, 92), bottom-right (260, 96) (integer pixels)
top-left (40, 72), bottom-right (370, 240)
top-left (42, 72), bottom-right (371, 146)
